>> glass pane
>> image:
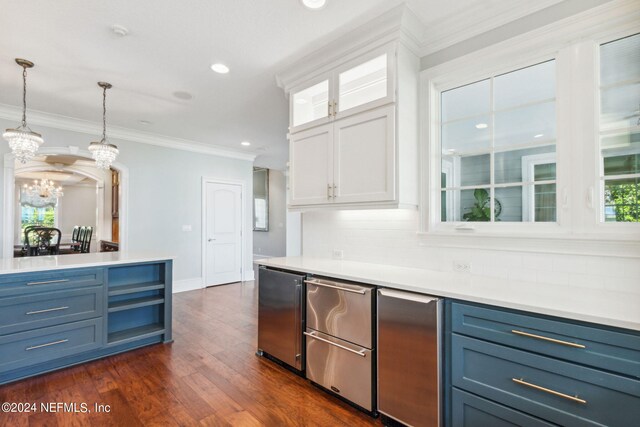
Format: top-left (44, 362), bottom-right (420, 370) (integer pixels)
top-left (603, 153), bottom-right (640, 176)
top-left (494, 101), bottom-right (555, 147)
top-left (494, 186), bottom-right (522, 222)
top-left (534, 163), bottom-right (556, 181)
top-left (600, 33), bottom-right (640, 86)
top-left (440, 187), bottom-right (447, 222)
top-left (601, 129), bottom-right (640, 150)
top-left (459, 154), bottom-right (490, 187)
top-left (494, 61), bottom-right (556, 110)
top-left (292, 80), bottom-right (329, 127)
top-left (604, 178), bottom-right (639, 222)
top-left (534, 183), bottom-right (557, 222)
top-left (339, 54), bottom-right (387, 112)
top-left (441, 79), bottom-right (490, 122)
top-left (600, 82), bottom-right (640, 130)
top-left (495, 145), bottom-right (556, 184)
top-left (461, 188), bottom-right (493, 222)
top-left (442, 115), bottom-right (491, 153)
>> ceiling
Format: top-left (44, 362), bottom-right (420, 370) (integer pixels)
top-left (0, 0), bottom-right (564, 169)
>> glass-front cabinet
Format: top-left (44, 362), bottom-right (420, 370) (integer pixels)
top-left (289, 45), bottom-right (395, 134)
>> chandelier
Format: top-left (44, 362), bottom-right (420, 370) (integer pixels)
top-left (23, 178), bottom-right (64, 205)
top-left (88, 82), bottom-right (119, 169)
top-left (3, 59), bottom-right (44, 163)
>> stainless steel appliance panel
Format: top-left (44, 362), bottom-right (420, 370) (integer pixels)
top-left (258, 268), bottom-right (305, 371)
top-left (304, 328), bottom-right (373, 411)
top-left (377, 288), bottom-right (442, 427)
top-left (305, 278), bottom-right (374, 348)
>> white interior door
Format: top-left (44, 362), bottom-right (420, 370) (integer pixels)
top-left (205, 182), bottom-right (242, 286)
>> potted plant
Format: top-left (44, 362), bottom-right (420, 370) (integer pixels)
top-left (462, 188), bottom-right (502, 221)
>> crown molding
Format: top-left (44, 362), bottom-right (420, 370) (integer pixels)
top-left (0, 104), bottom-right (257, 162)
top-left (275, 4), bottom-right (423, 93)
top-left (418, 0), bottom-right (564, 57)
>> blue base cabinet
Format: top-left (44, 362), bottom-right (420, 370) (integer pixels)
top-left (0, 260), bottom-right (172, 385)
top-left (447, 301), bottom-right (640, 427)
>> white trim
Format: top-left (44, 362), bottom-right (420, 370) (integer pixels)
top-left (201, 177), bottom-right (247, 287)
top-left (173, 277), bottom-right (204, 294)
top-left (3, 147), bottom-right (129, 257)
top-left (0, 104), bottom-right (257, 162)
top-left (419, 0), bottom-right (564, 57)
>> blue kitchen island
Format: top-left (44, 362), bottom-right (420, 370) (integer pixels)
top-left (0, 252), bottom-right (173, 385)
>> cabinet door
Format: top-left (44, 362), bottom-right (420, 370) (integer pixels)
top-left (290, 77), bottom-right (331, 133)
top-left (334, 45), bottom-right (395, 120)
top-left (289, 124), bottom-right (334, 206)
top-left (333, 105), bottom-right (395, 204)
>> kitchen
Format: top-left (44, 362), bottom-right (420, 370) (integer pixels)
top-left (1, 0), bottom-right (639, 426)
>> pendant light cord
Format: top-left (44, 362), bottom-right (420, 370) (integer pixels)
top-left (21, 66), bottom-right (28, 128)
top-left (102, 85), bottom-right (107, 143)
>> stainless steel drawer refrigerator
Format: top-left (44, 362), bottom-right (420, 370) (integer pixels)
top-left (377, 288), bottom-right (442, 427)
top-left (257, 266), bottom-right (306, 373)
top-left (304, 277), bottom-right (376, 412)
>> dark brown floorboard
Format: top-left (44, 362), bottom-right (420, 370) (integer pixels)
top-left (0, 282), bottom-right (382, 426)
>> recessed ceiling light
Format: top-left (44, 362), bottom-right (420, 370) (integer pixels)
top-left (534, 133), bottom-right (544, 138)
top-left (475, 123), bottom-right (488, 129)
top-left (210, 63), bottom-right (229, 74)
top-left (241, 141), bottom-right (251, 146)
top-left (300, 0), bottom-right (327, 10)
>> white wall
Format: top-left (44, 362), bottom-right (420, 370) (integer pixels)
top-left (0, 118), bottom-right (254, 286)
top-left (253, 169), bottom-right (287, 257)
top-left (302, 209), bottom-right (639, 291)
top-left (58, 185), bottom-right (97, 248)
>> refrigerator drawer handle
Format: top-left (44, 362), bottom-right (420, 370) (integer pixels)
top-left (304, 332), bottom-right (366, 357)
top-left (304, 280), bottom-right (366, 295)
top-left (378, 288), bottom-right (439, 304)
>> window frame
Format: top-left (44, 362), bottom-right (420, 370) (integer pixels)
top-left (419, 12), bottom-right (640, 247)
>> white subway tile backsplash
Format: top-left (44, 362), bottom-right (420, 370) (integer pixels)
top-left (302, 210), bottom-right (634, 294)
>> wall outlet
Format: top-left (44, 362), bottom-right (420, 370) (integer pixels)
top-left (332, 249), bottom-right (344, 260)
top-left (453, 260), bottom-right (471, 273)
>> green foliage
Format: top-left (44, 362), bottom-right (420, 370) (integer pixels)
top-left (462, 188), bottom-right (502, 222)
top-left (605, 180), bottom-right (639, 222)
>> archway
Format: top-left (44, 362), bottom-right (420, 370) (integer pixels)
top-left (3, 146), bottom-right (129, 257)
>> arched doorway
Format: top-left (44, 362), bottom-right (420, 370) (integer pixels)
top-left (3, 146), bottom-right (128, 257)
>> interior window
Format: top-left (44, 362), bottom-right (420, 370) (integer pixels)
top-left (440, 60), bottom-right (557, 222)
top-left (599, 33), bottom-right (640, 222)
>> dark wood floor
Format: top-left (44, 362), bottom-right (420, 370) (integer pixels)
top-left (0, 282), bottom-right (382, 426)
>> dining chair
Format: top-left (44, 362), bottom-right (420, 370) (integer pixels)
top-left (75, 227), bottom-right (87, 252)
top-left (25, 227), bottom-right (62, 256)
top-left (80, 226), bottom-right (93, 253)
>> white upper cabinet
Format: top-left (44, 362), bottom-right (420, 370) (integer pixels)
top-left (289, 45), bottom-right (396, 134)
top-left (291, 78), bottom-right (330, 129)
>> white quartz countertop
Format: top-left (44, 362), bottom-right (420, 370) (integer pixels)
top-left (256, 256), bottom-right (640, 332)
top-left (0, 252), bottom-right (174, 275)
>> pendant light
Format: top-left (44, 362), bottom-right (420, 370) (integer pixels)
top-left (3, 59), bottom-right (44, 163)
top-left (88, 82), bottom-right (119, 169)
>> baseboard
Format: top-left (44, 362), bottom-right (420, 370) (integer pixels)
top-left (173, 277), bottom-right (204, 293)
top-left (243, 269), bottom-right (255, 281)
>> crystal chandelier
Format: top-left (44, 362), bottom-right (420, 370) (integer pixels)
top-left (88, 82), bottom-right (119, 169)
top-left (23, 178), bottom-right (64, 204)
top-left (3, 59), bottom-right (44, 163)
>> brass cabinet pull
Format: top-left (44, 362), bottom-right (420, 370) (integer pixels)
top-left (328, 101), bottom-right (332, 117)
top-left (26, 339), bottom-right (69, 351)
top-left (327, 184), bottom-right (332, 199)
top-left (26, 279), bottom-right (70, 286)
top-left (26, 306), bottom-right (69, 315)
top-left (332, 101), bottom-right (338, 117)
top-left (511, 330), bottom-right (586, 349)
top-left (512, 378), bottom-right (586, 404)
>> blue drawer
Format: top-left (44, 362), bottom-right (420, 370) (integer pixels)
top-left (452, 388), bottom-right (555, 427)
top-left (0, 287), bottom-right (103, 335)
top-left (452, 334), bottom-right (640, 427)
top-left (0, 268), bottom-right (104, 297)
top-left (452, 302), bottom-right (640, 378)
top-left (0, 318), bottom-right (102, 373)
